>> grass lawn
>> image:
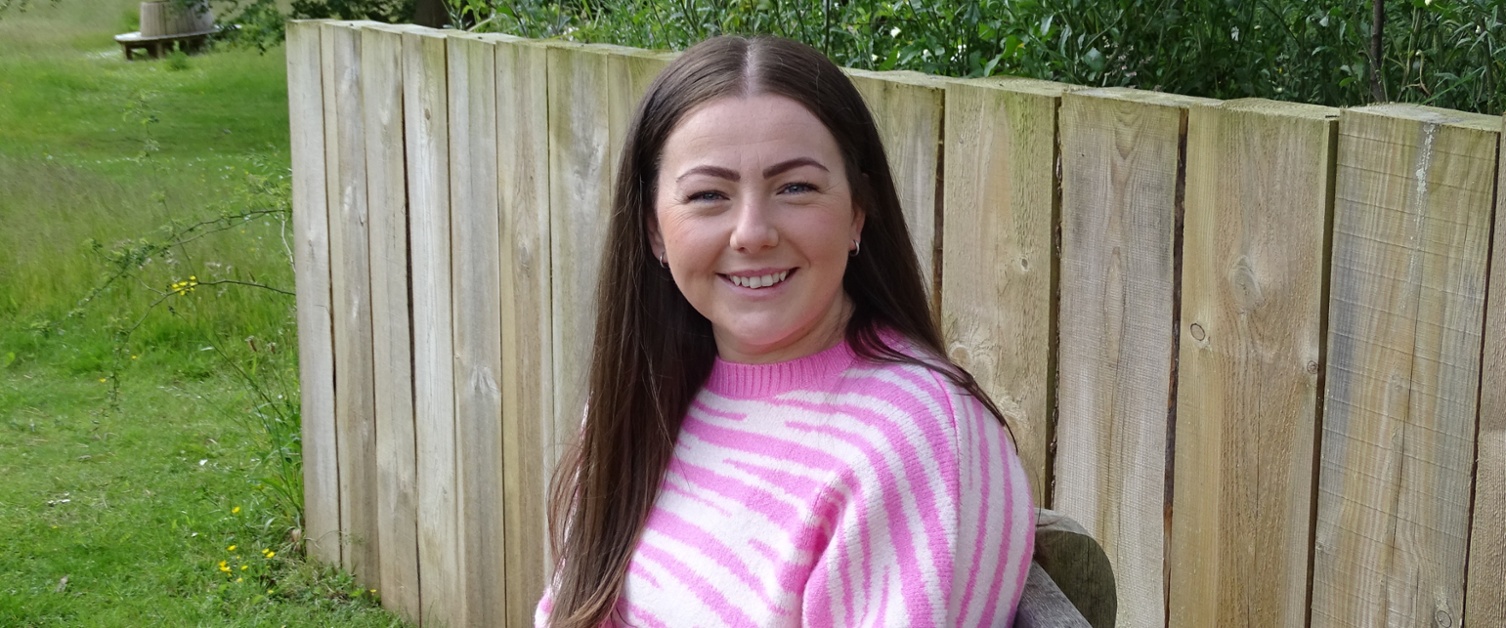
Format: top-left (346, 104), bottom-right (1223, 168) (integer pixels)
top-left (0, 1), bottom-right (407, 625)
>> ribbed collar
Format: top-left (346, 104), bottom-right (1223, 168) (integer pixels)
top-left (703, 338), bottom-right (857, 399)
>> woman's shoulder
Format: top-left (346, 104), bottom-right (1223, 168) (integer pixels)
top-left (841, 330), bottom-right (974, 405)
top-left (835, 330), bottom-right (996, 444)
top-left (826, 330), bottom-right (1026, 515)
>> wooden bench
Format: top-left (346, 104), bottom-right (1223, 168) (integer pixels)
top-left (113, 29), bottom-right (216, 61)
top-left (1016, 509), bottom-right (1118, 628)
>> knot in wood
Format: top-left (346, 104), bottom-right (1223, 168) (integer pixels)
top-left (1227, 256), bottom-right (1264, 312)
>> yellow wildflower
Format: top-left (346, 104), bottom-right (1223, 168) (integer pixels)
top-left (232, 506), bottom-right (241, 515)
top-left (235, 577), bottom-right (242, 583)
top-left (169, 276), bottom-right (200, 296)
top-left (228, 544), bottom-right (237, 551)
top-left (241, 565), bottom-right (248, 571)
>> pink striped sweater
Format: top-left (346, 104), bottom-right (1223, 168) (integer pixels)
top-left (538, 336), bottom-right (1035, 627)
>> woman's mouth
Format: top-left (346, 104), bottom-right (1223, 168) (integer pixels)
top-left (726, 270), bottom-right (791, 289)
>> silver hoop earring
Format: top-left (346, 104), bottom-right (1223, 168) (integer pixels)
top-left (658, 253), bottom-right (667, 268)
top-left (850, 239), bottom-right (860, 257)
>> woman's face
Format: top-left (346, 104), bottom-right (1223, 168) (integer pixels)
top-left (650, 94), bottom-right (864, 364)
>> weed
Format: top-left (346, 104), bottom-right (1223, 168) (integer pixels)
top-left (166, 48), bottom-right (190, 71)
top-left (75, 85), bottom-right (305, 536)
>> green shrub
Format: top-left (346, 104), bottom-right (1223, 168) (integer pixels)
top-left (452, 0), bottom-right (1504, 114)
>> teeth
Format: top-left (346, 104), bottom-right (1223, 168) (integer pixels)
top-left (730, 270), bottom-right (789, 289)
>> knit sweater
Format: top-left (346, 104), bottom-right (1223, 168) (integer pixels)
top-left (537, 336), bottom-right (1035, 627)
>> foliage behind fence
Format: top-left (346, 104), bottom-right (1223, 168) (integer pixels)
top-left (454, 0), bottom-right (1506, 116)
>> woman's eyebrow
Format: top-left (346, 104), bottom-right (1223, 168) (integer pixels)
top-left (674, 158), bottom-right (828, 183)
top-left (676, 165), bottom-right (739, 182)
top-left (763, 157), bottom-right (828, 178)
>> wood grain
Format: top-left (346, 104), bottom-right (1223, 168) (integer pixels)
top-left (358, 24), bottom-right (420, 618)
top-left (495, 35), bottom-right (553, 628)
top-left (546, 42), bottom-right (613, 467)
top-left (543, 40), bottom-right (670, 527)
top-left (611, 45), bottom-right (671, 190)
top-left (1312, 104), bottom-right (1499, 628)
top-left (321, 21), bottom-right (381, 585)
top-left (286, 19), bottom-right (340, 567)
top-left (1168, 98), bottom-right (1338, 628)
top-left (939, 77), bottom-right (1073, 506)
top-left (847, 69), bottom-right (944, 308)
top-left (448, 32), bottom-right (507, 627)
top-left (1054, 87), bottom-right (1213, 628)
top-left (602, 43), bottom-right (672, 165)
top-left (1465, 112), bottom-right (1506, 628)
top-left (399, 24), bottom-right (461, 628)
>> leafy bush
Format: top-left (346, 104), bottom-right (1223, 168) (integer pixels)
top-left (212, 0), bottom-right (436, 51)
top-left (286, 0), bottom-right (419, 22)
top-left (451, 0), bottom-right (1504, 114)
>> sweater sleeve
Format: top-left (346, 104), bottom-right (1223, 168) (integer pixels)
top-left (799, 371), bottom-right (1035, 627)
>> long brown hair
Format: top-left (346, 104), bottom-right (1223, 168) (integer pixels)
top-left (546, 35), bottom-right (1012, 627)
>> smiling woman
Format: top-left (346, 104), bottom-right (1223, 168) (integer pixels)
top-left (650, 94), bottom-right (863, 364)
top-left (541, 35), bottom-right (1034, 628)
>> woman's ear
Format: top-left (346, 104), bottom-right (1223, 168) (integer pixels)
top-left (851, 173), bottom-right (868, 244)
top-left (849, 205), bottom-right (866, 245)
top-left (647, 211), bottom-right (666, 260)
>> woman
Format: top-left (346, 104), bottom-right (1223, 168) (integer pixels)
top-left (540, 35), bottom-right (1033, 627)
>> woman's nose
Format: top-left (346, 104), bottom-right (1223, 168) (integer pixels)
top-left (729, 196), bottom-right (779, 252)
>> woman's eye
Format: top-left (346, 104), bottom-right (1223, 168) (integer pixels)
top-left (780, 182), bottom-right (817, 194)
top-left (685, 190), bottom-right (726, 203)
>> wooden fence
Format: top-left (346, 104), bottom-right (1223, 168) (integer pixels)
top-left (287, 20), bottom-right (1506, 628)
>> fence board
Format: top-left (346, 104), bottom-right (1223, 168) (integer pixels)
top-left (448, 33), bottom-right (507, 627)
top-left (1055, 88), bottom-right (1212, 628)
top-left (495, 35), bottom-right (552, 628)
top-left (1312, 105), bottom-right (1499, 628)
top-left (546, 43), bottom-right (613, 461)
top-left (1466, 113), bottom-right (1506, 628)
top-left (287, 20), bottom-right (340, 567)
top-left (544, 40), bottom-right (669, 502)
top-left (939, 78), bottom-right (1071, 505)
top-left (320, 21), bottom-right (381, 585)
top-left (359, 24), bottom-right (419, 617)
top-left (401, 26), bottom-right (460, 627)
top-left (849, 70), bottom-right (944, 307)
top-left (601, 44), bottom-right (672, 158)
top-left (1169, 99), bottom-right (1337, 628)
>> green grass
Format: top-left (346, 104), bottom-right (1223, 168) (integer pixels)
top-left (0, 367), bottom-right (399, 626)
top-left (0, 1), bottom-right (407, 624)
